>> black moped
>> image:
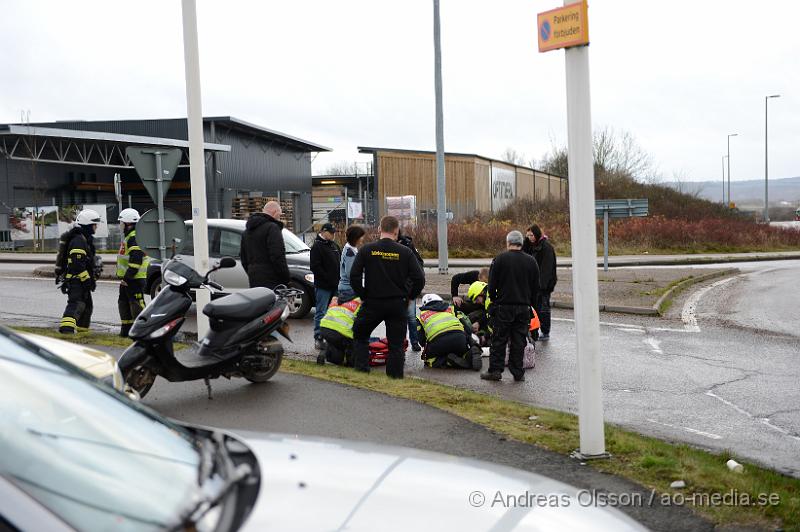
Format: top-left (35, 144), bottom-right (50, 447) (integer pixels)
top-left (118, 256), bottom-right (301, 399)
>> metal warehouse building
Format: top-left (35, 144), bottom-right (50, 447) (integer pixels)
top-left (0, 117), bottom-right (330, 239)
top-left (356, 147), bottom-right (567, 221)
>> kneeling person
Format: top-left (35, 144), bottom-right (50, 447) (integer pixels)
top-left (318, 294), bottom-right (362, 366)
top-left (416, 294), bottom-right (481, 371)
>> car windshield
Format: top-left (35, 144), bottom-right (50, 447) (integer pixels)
top-left (0, 333), bottom-right (201, 532)
top-left (282, 228), bottom-right (310, 253)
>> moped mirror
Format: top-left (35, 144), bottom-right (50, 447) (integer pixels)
top-left (219, 257), bottom-right (237, 269)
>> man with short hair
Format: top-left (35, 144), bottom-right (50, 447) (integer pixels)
top-left (310, 222), bottom-right (341, 350)
top-left (240, 200), bottom-right (291, 290)
top-left (524, 224), bottom-right (557, 340)
top-left (481, 230), bottom-right (540, 382)
top-left (350, 216), bottom-right (425, 378)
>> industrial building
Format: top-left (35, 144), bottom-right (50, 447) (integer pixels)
top-left (0, 116), bottom-right (330, 245)
top-left (311, 147), bottom-right (568, 226)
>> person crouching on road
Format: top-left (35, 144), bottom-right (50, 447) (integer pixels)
top-left (465, 280), bottom-right (491, 345)
top-left (481, 231), bottom-right (540, 383)
top-left (416, 294), bottom-right (482, 371)
top-left (117, 208), bottom-right (150, 337)
top-left (317, 293), bottom-right (362, 366)
top-left (451, 267), bottom-right (489, 314)
top-left (310, 222), bottom-right (341, 350)
top-left (350, 216), bottom-right (425, 378)
top-left (59, 209), bottom-right (100, 334)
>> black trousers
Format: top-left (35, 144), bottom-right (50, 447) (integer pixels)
top-left (60, 280), bottom-right (93, 332)
top-left (536, 291), bottom-right (552, 336)
top-left (488, 305), bottom-right (530, 379)
top-left (424, 330), bottom-right (471, 369)
top-left (119, 280), bottom-right (146, 332)
top-left (352, 298), bottom-right (408, 378)
top-left (320, 328), bottom-right (353, 366)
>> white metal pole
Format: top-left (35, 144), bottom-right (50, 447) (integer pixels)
top-left (563, 0), bottom-right (606, 458)
top-left (764, 95), bottom-right (780, 223)
top-left (181, 0), bottom-right (211, 338)
top-left (433, 0), bottom-right (448, 275)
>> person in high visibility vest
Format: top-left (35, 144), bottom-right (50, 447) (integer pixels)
top-left (416, 294), bottom-right (482, 371)
top-left (117, 209), bottom-right (150, 337)
top-left (465, 281), bottom-right (492, 345)
top-left (318, 293), bottom-right (362, 366)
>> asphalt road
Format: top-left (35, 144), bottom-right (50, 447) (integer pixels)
top-left (2, 261), bottom-right (799, 478)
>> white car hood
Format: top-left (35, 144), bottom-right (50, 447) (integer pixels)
top-left (234, 432), bottom-right (645, 532)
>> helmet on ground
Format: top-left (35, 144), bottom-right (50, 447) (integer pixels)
top-left (118, 208), bottom-right (140, 224)
top-left (76, 209), bottom-right (101, 226)
top-left (421, 293), bottom-right (443, 306)
top-left (467, 281), bottom-right (487, 302)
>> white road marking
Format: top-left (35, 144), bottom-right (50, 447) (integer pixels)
top-left (646, 418), bottom-right (723, 440)
top-left (706, 391), bottom-right (800, 442)
top-left (680, 276), bottom-right (738, 332)
top-left (552, 317), bottom-right (694, 334)
top-left (643, 337), bottom-right (663, 355)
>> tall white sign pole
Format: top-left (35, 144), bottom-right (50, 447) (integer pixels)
top-left (433, 0), bottom-right (448, 275)
top-left (181, 0), bottom-right (211, 338)
top-left (562, 0), bottom-right (606, 458)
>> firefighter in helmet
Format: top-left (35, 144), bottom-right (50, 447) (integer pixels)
top-left (117, 208), bottom-right (150, 337)
top-left (59, 209), bottom-right (100, 334)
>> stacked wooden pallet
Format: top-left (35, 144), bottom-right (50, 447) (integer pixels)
top-left (312, 186), bottom-right (346, 228)
top-left (231, 195), bottom-right (295, 231)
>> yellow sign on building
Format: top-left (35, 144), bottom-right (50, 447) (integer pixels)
top-left (537, 1), bottom-right (589, 53)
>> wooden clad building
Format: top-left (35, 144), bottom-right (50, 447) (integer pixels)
top-left (358, 147), bottom-right (567, 221)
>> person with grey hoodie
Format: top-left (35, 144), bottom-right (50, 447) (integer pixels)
top-left (337, 225), bottom-right (366, 301)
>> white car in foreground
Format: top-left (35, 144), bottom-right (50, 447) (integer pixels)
top-left (0, 326), bottom-right (643, 531)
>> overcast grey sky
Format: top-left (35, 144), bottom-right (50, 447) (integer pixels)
top-left (1, 0), bottom-right (797, 183)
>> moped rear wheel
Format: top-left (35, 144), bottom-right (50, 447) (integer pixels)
top-left (243, 340), bottom-right (283, 383)
top-left (126, 366), bottom-right (157, 398)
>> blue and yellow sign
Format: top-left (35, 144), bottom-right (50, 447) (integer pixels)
top-left (538, 1), bottom-right (589, 53)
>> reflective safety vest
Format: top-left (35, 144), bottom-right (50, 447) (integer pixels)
top-left (320, 298), bottom-right (362, 339)
top-left (116, 230), bottom-right (150, 279)
top-left (419, 305), bottom-right (464, 342)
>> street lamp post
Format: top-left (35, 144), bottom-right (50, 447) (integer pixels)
top-left (727, 133), bottom-right (738, 207)
top-left (764, 94), bottom-right (780, 223)
top-left (722, 155), bottom-right (727, 204)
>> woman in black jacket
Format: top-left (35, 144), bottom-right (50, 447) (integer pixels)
top-left (523, 224), bottom-right (557, 340)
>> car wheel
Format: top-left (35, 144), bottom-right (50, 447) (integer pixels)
top-left (288, 281), bottom-right (312, 319)
top-left (149, 276), bottom-right (163, 300)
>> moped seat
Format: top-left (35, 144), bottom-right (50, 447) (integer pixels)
top-left (203, 287), bottom-right (277, 321)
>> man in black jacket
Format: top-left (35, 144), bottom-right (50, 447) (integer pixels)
top-left (524, 224), bottom-right (557, 340)
top-left (240, 201), bottom-right (291, 290)
top-left (350, 216), bottom-right (425, 378)
top-left (481, 230), bottom-right (539, 382)
top-left (310, 222), bottom-right (341, 350)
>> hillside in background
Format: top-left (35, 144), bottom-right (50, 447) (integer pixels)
top-left (664, 176), bottom-right (800, 208)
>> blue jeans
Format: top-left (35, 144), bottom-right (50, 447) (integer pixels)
top-left (314, 287), bottom-right (335, 340)
top-left (407, 298), bottom-right (419, 344)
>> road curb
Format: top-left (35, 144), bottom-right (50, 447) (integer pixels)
top-left (652, 268), bottom-right (738, 315)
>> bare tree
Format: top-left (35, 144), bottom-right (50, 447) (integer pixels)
top-left (500, 147), bottom-right (531, 167)
top-left (321, 160), bottom-right (360, 176)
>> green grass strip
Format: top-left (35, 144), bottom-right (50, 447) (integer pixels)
top-left (282, 359), bottom-right (799, 530)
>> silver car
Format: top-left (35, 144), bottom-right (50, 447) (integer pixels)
top-left (0, 326), bottom-right (644, 532)
top-left (145, 219), bottom-right (315, 319)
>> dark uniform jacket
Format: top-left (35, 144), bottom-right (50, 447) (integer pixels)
top-left (240, 213), bottom-right (291, 288)
top-left (524, 236), bottom-right (557, 293)
top-left (310, 234), bottom-right (341, 290)
top-left (122, 228), bottom-right (145, 283)
top-left (488, 250), bottom-right (540, 308)
top-left (350, 238), bottom-right (425, 301)
top-left (65, 226), bottom-right (96, 285)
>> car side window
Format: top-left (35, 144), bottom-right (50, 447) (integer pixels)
top-left (218, 229), bottom-right (242, 259)
top-left (180, 229), bottom-right (194, 255)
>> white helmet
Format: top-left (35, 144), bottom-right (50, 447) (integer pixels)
top-left (118, 208), bottom-right (141, 224)
top-left (421, 293), bottom-right (443, 306)
top-left (75, 209), bottom-right (101, 226)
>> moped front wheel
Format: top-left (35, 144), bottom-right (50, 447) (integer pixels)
top-left (125, 365), bottom-right (157, 398)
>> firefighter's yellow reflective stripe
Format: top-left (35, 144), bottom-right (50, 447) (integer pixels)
top-left (60, 317), bottom-right (77, 325)
top-left (65, 273), bottom-right (73, 279)
top-left (127, 246), bottom-right (142, 252)
top-left (128, 263), bottom-right (142, 268)
top-left (77, 271), bottom-right (90, 281)
top-left (69, 249), bottom-right (85, 255)
top-left (121, 319), bottom-right (134, 325)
